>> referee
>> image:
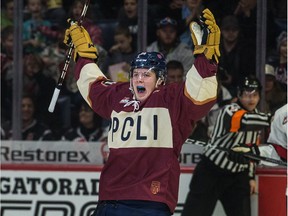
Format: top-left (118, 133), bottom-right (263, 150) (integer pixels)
top-left (182, 76), bottom-right (271, 216)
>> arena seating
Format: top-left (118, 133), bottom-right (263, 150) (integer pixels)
top-left (95, 19), bottom-right (119, 51)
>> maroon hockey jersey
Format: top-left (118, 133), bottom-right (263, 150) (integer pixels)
top-left (74, 54), bottom-right (217, 213)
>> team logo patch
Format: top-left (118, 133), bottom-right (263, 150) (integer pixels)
top-left (150, 181), bottom-right (160, 195)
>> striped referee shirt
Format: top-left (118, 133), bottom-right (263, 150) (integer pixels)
top-left (204, 102), bottom-right (270, 177)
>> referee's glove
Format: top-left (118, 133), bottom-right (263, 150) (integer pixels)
top-left (228, 144), bottom-right (260, 164)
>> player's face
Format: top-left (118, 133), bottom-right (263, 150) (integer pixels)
top-left (238, 90), bottom-right (260, 112)
top-left (132, 68), bottom-right (157, 102)
top-left (22, 97), bottom-right (35, 122)
top-left (167, 68), bottom-right (184, 84)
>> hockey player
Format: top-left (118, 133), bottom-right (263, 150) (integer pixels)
top-left (259, 104), bottom-right (287, 165)
top-left (64, 8), bottom-right (220, 216)
top-left (182, 76), bottom-right (271, 216)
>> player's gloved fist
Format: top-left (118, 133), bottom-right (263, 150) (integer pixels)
top-left (228, 144), bottom-right (260, 164)
top-left (190, 8), bottom-right (220, 63)
top-left (64, 19), bottom-right (98, 61)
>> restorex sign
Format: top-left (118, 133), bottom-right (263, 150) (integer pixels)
top-left (0, 141), bottom-right (204, 166)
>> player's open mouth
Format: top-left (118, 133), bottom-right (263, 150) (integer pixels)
top-left (137, 86), bottom-right (146, 93)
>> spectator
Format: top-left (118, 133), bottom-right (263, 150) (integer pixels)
top-left (91, 0), bottom-right (122, 19)
top-left (233, 0), bottom-right (277, 51)
top-left (22, 0), bottom-right (53, 54)
top-left (2, 95), bottom-right (56, 140)
top-left (274, 31), bottom-right (287, 89)
top-left (43, 0), bottom-right (67, 28)
top-left (166, 60), bottom-right (184, 84)
top-left (264, 64), bottom-right (287, 115)
top-left (147, 17), bottom-right (194, 75)
top-left (62, 100), bottom-right (108, 142)
top-left (270, 0), bottom-right (287, 33)
top-left (117, 0), bottom-right (138, 48)
top-left (117, 0), bottom-right (158, 46)
top-left (68, 0), bottom-right (103, 46)
top-left (22, 53), bottom-right (56, 128)
top-left (154, 0), bottom-right (186, 35)
top-left (102, 26), bottom-right (138, 81)
top-left (40, 30), bottom-right (66, 84)
top-left (203, 0), bottom-right (277, 52)
top-left (1, 0), bottom-right (14, 30)
top-left (218, 14), bottom-right (256, 96)
top-left (182, 76), bottom-right (271, 216)
top-left (180, 0), bottom-right (204, 49)
top-left (40, 32), bottom-right (82, 128)
top-left (1, 26), bottom-right (14, 122)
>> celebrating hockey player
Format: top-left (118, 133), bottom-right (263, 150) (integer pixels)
top-left (63, 8), bottom-right (220, 216)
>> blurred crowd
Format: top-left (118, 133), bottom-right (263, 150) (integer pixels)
top-left (1, 0), bottom-right (287, 141)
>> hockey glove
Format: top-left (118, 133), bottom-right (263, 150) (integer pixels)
top-left (190, 8), bottom-right (220, 63)
top-left (228, 144), bottom-right (260, 164)
top-left (63, 19), bottom-right (98, 61)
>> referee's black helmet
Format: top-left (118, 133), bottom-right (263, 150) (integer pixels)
top-left (237, 76), bottom-right (262, 96)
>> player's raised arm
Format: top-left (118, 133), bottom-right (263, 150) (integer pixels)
top-left (184, 9), bottom-right (220, 105)
top-left (63, 21), bottom-right (108, 105)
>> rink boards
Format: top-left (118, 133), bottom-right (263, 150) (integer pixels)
top-left (1, 141), bottom-right (287, 216)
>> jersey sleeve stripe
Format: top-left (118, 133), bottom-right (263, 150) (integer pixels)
top-left (185, 66), bottom-right (217, 104)
top-left (77, 62), bottom-right (107, 106)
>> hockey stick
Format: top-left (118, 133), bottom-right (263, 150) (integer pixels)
top-left (185, 138), bottom-right (287, 167)
top-left (48, 0), bottom-right (90, 113)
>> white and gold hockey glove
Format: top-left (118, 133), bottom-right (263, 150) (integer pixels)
top-left (190, 9), bottom-right (220, 63)
top-left (63, 19), bottom-right (98, 61)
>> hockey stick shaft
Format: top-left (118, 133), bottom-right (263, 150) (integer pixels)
top-left (185, 138), bottom-right (287, 166)
top-left (48, 0), bottom-right (90, 113)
